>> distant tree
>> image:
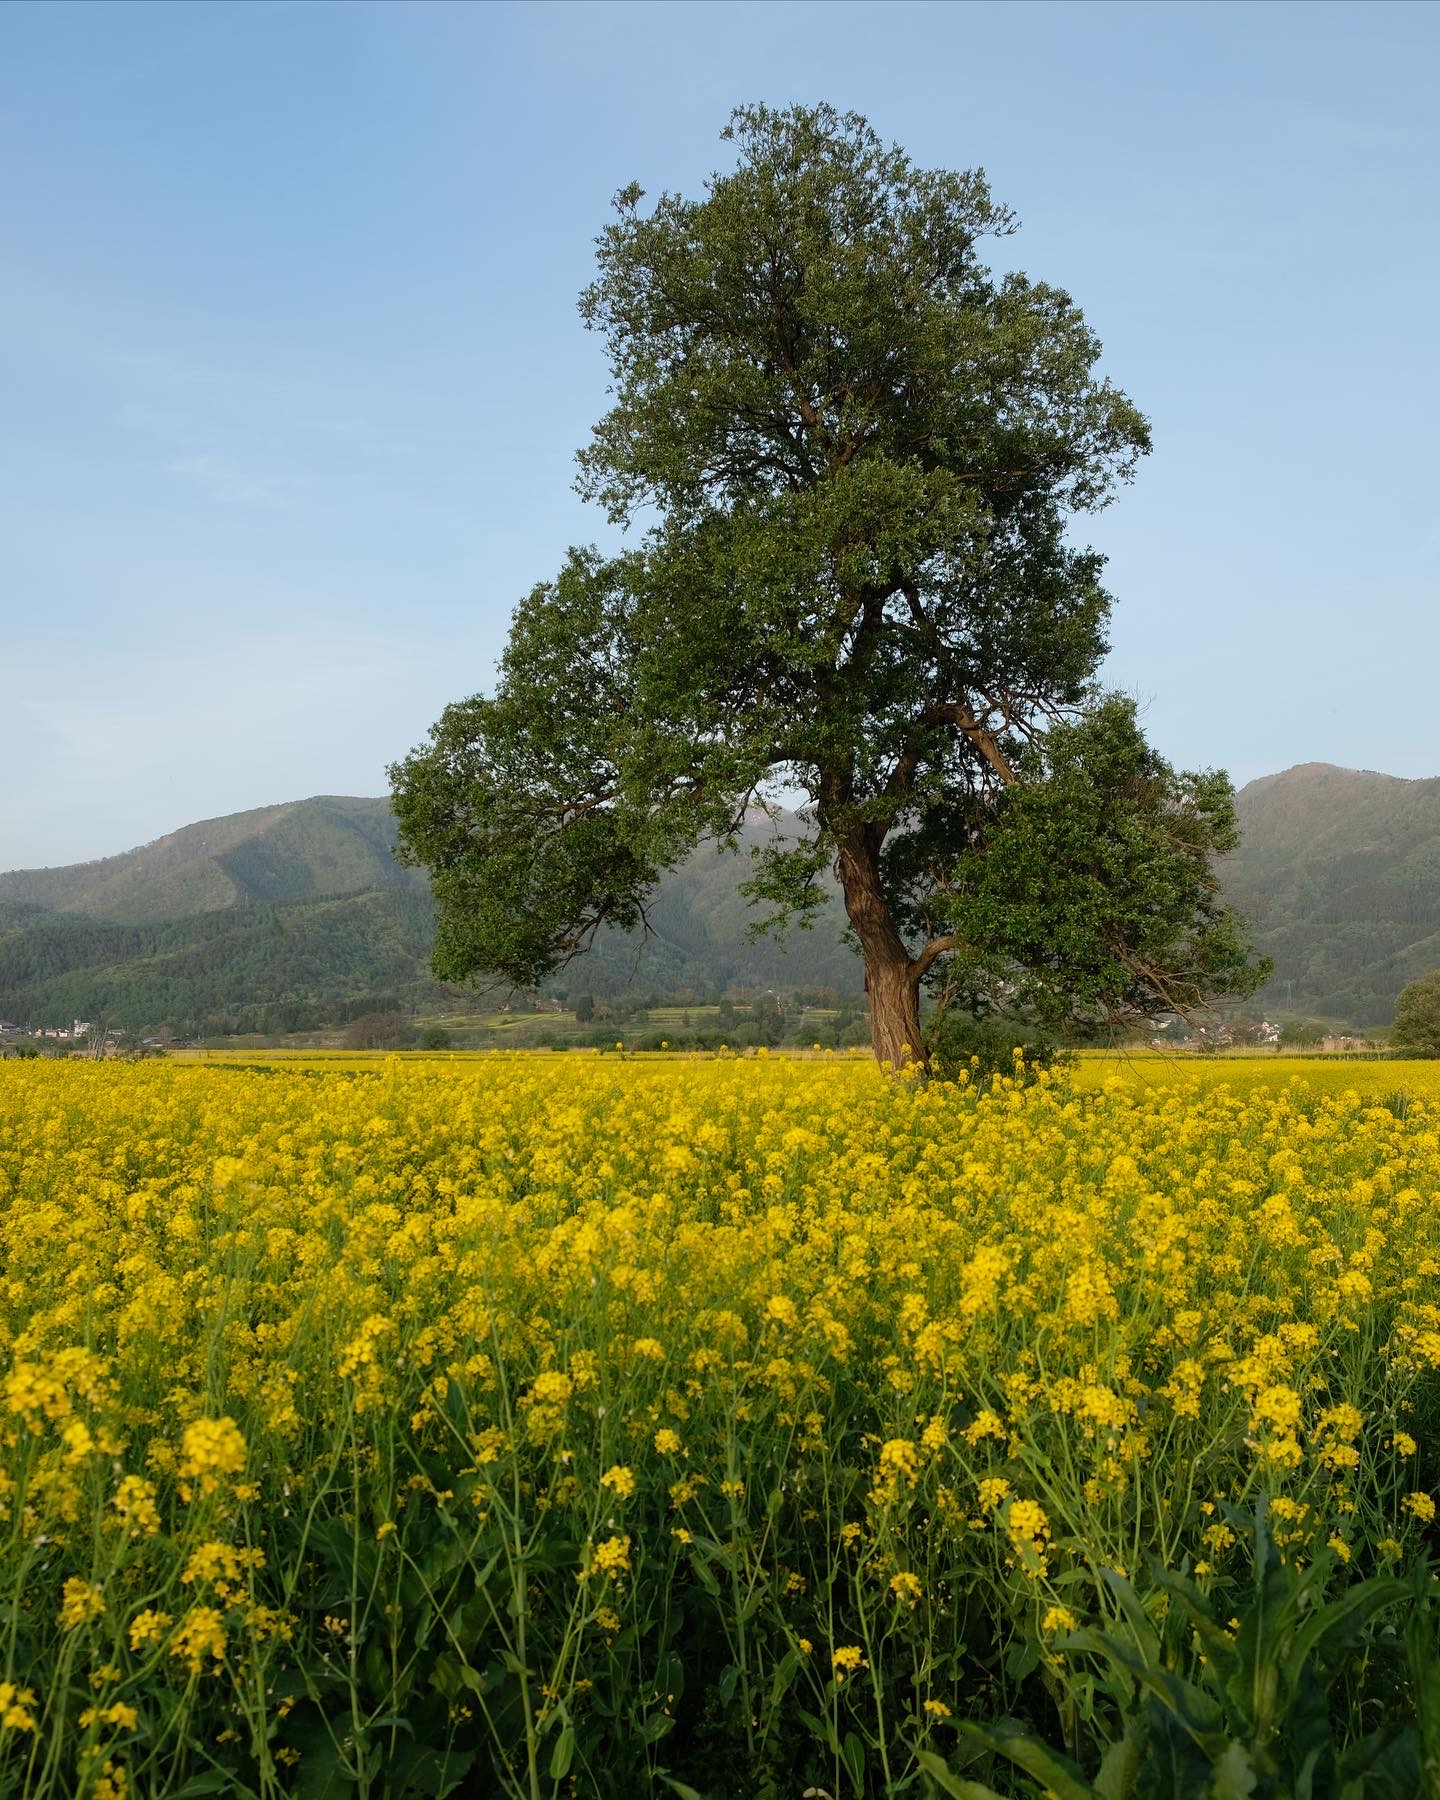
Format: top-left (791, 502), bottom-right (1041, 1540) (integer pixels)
top-left (750, 992), bottom-right (784, 1047)
top-left (574, 993), bottom-right (596, 1024)
top-left (1279, 1018), bottom-right (1325, 1048)
top-left (1392, 972), bottom-right (1440, 1057)
top-left (344, 1012), bottom-right (414, 1051)
top-left (417, 1025), bottom-right (452, 1050)
top-left (717, 997), bottom-right (736, 1029)
top-left (390, 104), bottom-right (1266, 1069)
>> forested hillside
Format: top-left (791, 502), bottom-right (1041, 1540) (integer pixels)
top-left (1225, 763), bottom-right (1440, 1026)
top-left (5, 765), bottom-right (1438, 1036)
top-left (0, 798), bottom-right (862, 1034)
top-left (0, 890), bottom-right (443, 1037)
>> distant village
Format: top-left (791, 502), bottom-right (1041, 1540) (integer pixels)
top-left (0, 1019), bottom-right (182, 1054)
top-left (1150, 1016), bottom-right (1374, 1054)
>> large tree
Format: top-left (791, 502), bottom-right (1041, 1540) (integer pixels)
top-left (390, 104), bottom-right (1266, 1068)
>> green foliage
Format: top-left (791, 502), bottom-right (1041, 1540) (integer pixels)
top-left (932, 700), bottom-right (1269, 1033)
top-left (926, 1011), bottom-right (1066, 1089)
top-left (922, 1508), bottom-right (1440, 1799)
top-left (1279, 1017), bottom-right (1327, 1047)
top-left (1391, 971), bottom-right (1440, 1057)
top-left (391, 102), bottom-right (1264, 1064)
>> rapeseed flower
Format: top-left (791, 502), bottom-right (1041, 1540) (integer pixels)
top-left (3, 1050), bottom-right (1440, 1789)
top-left (59, 1579), bottom-right (106, 1630)
top-left (177, 1418), bottom-right (246, 1500)
top-left (0, 1681), bottom-right (37, 1731)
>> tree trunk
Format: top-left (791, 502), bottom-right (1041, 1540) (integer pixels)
top-left (864, 950), bottom-right (925, 1072)
top-left (835, 832), bottom-right (926, 1072)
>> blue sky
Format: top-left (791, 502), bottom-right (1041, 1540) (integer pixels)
top-left (2, 0), bottom-right (1437, 867)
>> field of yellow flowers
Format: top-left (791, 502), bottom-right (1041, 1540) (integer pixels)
top-left (2, 1053), bottom-right (1439, 1798)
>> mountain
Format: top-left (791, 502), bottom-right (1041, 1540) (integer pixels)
top-left (0, 796), bottom-right (421, 923)
top-left (6, 763), bottom-right (1438, 1037)
top-left (1226, 763), bottom-right (1440, 1026)
top-left (0, 798), bottom-right (862, 1033)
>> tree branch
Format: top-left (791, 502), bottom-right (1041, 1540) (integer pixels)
top-left (896, 584), bottom-right (1019, 786)
top-left (912, 933), bottom-right (962, 983)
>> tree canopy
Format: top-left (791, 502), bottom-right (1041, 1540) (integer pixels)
top-left (390, 103), bottom-right (1267, 1067)
top-left (1391, 971), bottom-right (1440, 1057)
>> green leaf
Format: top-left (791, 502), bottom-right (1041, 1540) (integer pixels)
top-left (381, 1742), bottom-right (477, 1799)
top-left (549, 1723), bottom-right (575, 1780)
top-left (1281, 1575), bottom-right (1407, 1690)
top-left (1098, 1569), bottom-right (1161, 1661)
top-left (1210, 1741), bottom-right (1258, 1800)
top-left (768, 1646), bottom-right (801, 1711)
top-left (1337, 1720), bottom-right (1423, 1791)
top-left (1092, 1718), bottom-right (1145, 1800)
top-left (842, 1730), bottom-right (868, 1789)
top-left (1148, 1567), bottom-right (1241, 1678)
top-left (959, 1720), bottom-right (1095, 1800)
top-left (797, 1706), bottom-right (841, 1757)
top-left (1070, 1631), bottom-right (1226, 1751)
top-left (914, 1747), bottom-right (1009, 1799)
top-left (291, 1742), bottom-right (358, 1800)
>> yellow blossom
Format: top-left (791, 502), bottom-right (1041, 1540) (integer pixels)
top-left (599, 1464), bottom-right (636, 1498)
top-left (587, 1534), bottom-right (632, 1580)
top-left (177, 1417), bottom-right (247, 1500)
top-left (128, 1609), bottom-right (172, 1651)
top-left (60, 1579), bottom-right (106, 1630)
top-left (0, 1681), bottom-right (37, 1731)
top-left (170, 1607), bottom-right (226, 1675)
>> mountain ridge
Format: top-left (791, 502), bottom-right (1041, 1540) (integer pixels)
top-left (0, 796), bottom-right (862, 1030)
top-left (0, 796), bottom-right (422, 924)
top-left (4, 762), bottom-right (1438, 1033)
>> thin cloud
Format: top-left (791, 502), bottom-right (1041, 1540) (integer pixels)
top-left (163, 451), bottom-right (289, 508)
